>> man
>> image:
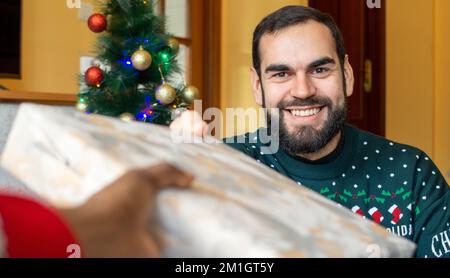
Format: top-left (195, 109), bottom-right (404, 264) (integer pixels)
top-left (0, 164), bottom-right (193, 257)
top-left (171, 6), bottom-right (450, 258)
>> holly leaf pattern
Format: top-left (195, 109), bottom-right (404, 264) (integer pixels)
top-left (395, 187), bottom-right (405, 195)
top-left (381, 190), bottom-right (392, 197)
top-left (357, 190), bottom-right (367, 197)
top-left (320, 187), bottom-right (330, 194)
top-left (343, 189), bottom-right (352, 198)
top-left (402, 191), bottom-right (412, 200)
top-left (339, 195), bottom-right (348, 203)
top-left (415, 206), bottom-right (421, 216)
top-left (375, 197), bottom-right (385, 204)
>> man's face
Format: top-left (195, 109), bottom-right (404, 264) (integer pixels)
top-left (251, 20), bottom-right (354, 155)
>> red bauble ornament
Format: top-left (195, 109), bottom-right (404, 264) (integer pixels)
top-left (84, 66), bottom-right (104, 86)
top-left (87, 13), bottom-right (107, 33)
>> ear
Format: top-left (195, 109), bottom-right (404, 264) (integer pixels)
top-left (250, 67), bottom-right (263, 106)
top-left (343, 55), bottom-right (354, 97)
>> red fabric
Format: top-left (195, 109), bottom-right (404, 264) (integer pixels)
top-left (0, 194), bottom-right (80, 258)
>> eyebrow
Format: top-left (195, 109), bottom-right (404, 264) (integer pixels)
top-left (264, 56), bottom-right (336, 75)
top-left (264, 64), bottom-right (292, 74)
top-left (307, 57), bottom-right (336, 71)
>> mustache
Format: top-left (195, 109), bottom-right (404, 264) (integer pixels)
top-left (277, 96), bottom-right (332, 109)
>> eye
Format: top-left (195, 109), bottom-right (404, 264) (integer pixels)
top-left (272, 72), bottom-right (288, 78)
top-left (313, 67), bottom-right (329, 75)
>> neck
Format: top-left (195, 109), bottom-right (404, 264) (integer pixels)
top-left (297, 131), bottom-right (342, 161)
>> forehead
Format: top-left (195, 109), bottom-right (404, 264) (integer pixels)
top-left (259, 20), bottom-right (337, 67)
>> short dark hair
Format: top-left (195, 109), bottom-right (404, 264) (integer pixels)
top-left (252, 6), bottom-right (346, 77)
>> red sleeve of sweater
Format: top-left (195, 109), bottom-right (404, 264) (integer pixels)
top-left (0, 194), bottom-right (80, 258)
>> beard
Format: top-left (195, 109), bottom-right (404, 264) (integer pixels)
top-left (266, 95), bottom-right (347, 156)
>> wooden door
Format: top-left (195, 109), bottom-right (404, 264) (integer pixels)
top-left (309, 0), bottom-right (385, 136)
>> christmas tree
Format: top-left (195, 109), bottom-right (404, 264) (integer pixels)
top-left (76, 0), bottom-right (199, 125)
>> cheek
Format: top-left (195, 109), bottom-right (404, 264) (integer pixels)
top-left (313, 77), bottom-right (344, 103)
top-left (263, 82), bottom-right (291, 108)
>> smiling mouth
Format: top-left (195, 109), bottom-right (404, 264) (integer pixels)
top-left (286, 106), bottom-right (325, 117)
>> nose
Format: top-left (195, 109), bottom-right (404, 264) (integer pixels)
top-left (290, 73), bottom-right (316, 99)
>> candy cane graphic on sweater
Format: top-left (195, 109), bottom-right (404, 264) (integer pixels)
top-left (369, 207), bottom-right (384, 224)
top-left (352, 205), bottom-right (365, 218)
top-left (388, 204), bottom-right (404, 225)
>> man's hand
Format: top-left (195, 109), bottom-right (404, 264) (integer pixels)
top-left (170, 110), bottom-right (208, 138)
top-left (60, 164), bottom-right (194, 258)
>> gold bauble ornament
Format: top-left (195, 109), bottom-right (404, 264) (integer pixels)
top-left (131, 46), bottom-right (152, 71)
top-left (119, 113), bottom-right (135, 122)
top-left (155, 83), bottom-right (176, 105)
top-left (181, 85), bottom-right (199, 104)
top-left (75, 101), bottom-right (88, 112)
top-left (167, 37), bottom-right (180, 55)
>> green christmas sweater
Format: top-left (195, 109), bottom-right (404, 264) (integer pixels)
top-left (225, 124), bottom-right (450, 258)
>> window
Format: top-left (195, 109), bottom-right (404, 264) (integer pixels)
top-left (158, 0), bottom-right (221, 109)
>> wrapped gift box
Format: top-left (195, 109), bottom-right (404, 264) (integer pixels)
top-left (1, 103), bottom-right (416, 257)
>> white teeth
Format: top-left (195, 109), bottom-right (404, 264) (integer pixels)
top-left (290, 108), bottom-right (321, 117)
